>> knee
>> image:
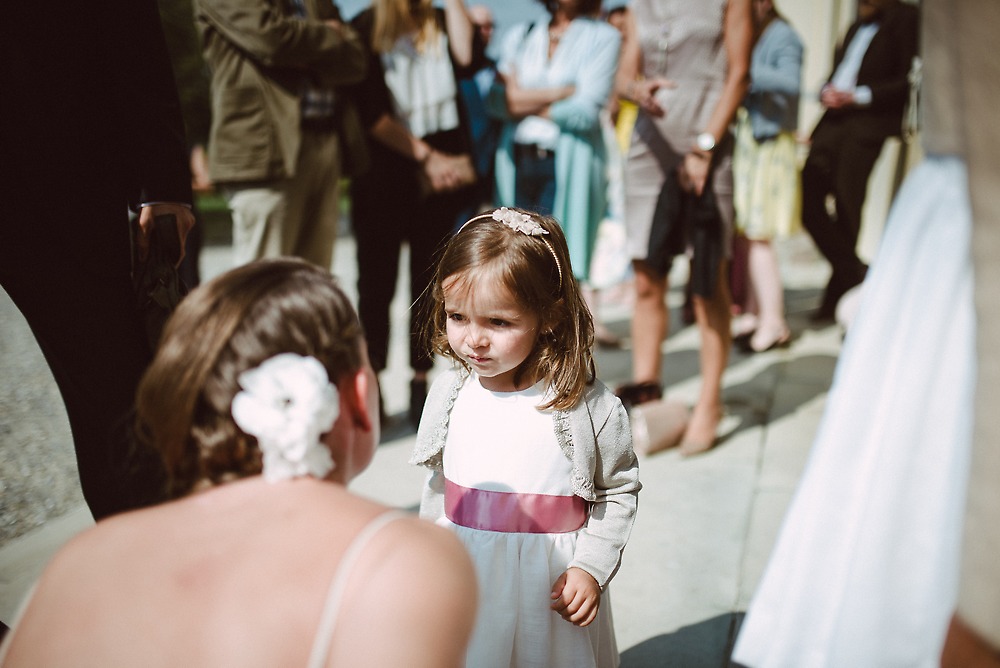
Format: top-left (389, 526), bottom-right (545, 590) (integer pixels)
top-left (633, 266), bottom-right (666, 303)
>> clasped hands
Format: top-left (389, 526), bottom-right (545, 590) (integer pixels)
top-left (550, 566), bottom-right (601, 627)
top-left (423, 150), bottom-right (469, 193)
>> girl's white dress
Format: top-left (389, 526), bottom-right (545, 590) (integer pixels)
top-left (733, 157), bottom-right (975, 666)
top-left (441, 374), bottom-right (618, 668)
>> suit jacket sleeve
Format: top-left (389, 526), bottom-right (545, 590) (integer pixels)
top-left (118, 0), bottom-right (192, 208)
top-left (860, 4), bottom-right (919, 114)
top-left (196, 0), bottom-right (366, 83)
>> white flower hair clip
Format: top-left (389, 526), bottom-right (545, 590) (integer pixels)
top-left (458, 207), bottom-right (563, 290)
top-left (231, 353), bottom-right (339, 483)
top-left (492, 207), bottom-right (549, 236)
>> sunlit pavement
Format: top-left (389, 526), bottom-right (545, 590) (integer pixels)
top-left (0, 231), bottom-right (841, 666)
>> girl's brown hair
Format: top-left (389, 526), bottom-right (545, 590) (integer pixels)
top-left (424, 208), bottom-right (596, 411)
top-left (135, 259), bottom-right (363, 499)
top-left (371, 0), bottom-right (441, 55)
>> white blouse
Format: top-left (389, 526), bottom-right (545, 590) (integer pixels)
top-left (382, 30), bottom-right (460, 139)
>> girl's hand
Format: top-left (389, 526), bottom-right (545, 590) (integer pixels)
top-left (550, 567), bottom-right (601, 627)
top-left (680, 151), bottom-right (711, 196)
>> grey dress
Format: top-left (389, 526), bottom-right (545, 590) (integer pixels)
top-left (624, 0), bottom-right (734, 267)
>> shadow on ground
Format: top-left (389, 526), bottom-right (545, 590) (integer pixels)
top-left (720, 353), bottom-right (838, 445)
top-left (621, 613), bottom-right (746, 667)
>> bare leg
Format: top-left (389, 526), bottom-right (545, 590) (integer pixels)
top-left (630, 260), bottom-right (669, 383)
top-left (681, 261), bottom-right (731, 453)
top-left (583, 284), bottom-right (621, 347)
top-left (747, 239), bottom-right (790, 352)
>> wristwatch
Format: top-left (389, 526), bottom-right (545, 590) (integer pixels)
top-left (695, 132), bottom-right (716, 152)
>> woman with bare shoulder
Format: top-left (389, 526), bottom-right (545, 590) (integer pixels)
top-left (0, 259), bottom-right (477, 667)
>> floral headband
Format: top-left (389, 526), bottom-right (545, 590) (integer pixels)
top-left (459, 207), bottom-right (564, 291)
top-left (231, 353), bottom-right (339, 483)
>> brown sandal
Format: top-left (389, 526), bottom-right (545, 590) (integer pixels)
top-left (614, 381), bottom-right (663, 410)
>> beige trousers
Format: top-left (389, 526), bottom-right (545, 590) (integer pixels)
top-left (226, 129), bottom-right (341, 270)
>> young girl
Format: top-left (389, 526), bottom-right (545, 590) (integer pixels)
top-left (412, 207), bottom-right (640, 667)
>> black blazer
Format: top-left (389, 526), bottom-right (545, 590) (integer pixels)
top-left (817, 1), bottom-right (919, 140)
top-left (2, 0), bottom-right (192, 273)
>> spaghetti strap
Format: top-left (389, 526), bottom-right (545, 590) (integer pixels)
top-left (306, 510), bottom-right (409, 668)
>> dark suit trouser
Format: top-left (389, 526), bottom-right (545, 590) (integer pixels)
top-left (351, 181), bottom-right (464, 375)
top-left (802, 115), bottom-right (886, 307)
top-left (1, 203), bottom-right (162, 521)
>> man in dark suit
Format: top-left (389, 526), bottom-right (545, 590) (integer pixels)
top-left (802, 0), bottom-right (918, 320)
top-left (1, 1), bottom-right (195, 519)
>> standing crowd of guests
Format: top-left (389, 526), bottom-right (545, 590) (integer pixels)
top-left (4, 0), bottom-right (1000, 665)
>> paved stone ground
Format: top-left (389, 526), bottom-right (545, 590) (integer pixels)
top-left (0, 230), bottom-right (841, 665)
top-left (0, 291), bottom-right (83, 543)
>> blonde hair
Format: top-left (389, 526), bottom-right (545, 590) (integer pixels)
top-left (424, 208), bottom-right (596, 411)
top-left (372, 0), bottom-right (441, 55)
top-left (135, 259), bottom-right (364, 498)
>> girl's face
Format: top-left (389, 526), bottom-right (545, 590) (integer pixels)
top-left (444, 274), bottom-right (541, 392)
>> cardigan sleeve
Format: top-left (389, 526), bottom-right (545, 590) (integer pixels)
top-left (749, 22), bottom-right (803, 97)
top-left (568, 391), bottom-right (640, 589)
top-left (548, 22), bottom-right (620, 133)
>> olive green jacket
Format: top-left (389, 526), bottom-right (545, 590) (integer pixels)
top-left (195, 0), bottom-right (369, 183)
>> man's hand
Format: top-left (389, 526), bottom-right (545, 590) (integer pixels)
top-left (550, 567), bottom-right (601, 627)
top-left (820, 84), bottom-right (855, 110)
top-left (137, 203), bottom-right (196, 265)
top-left (189, 145), bottom-right (213, 193)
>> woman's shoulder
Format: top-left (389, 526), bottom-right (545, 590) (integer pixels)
top-left (577, 16), bottom-right (620, 40)
top-left (498, 18), bottom-right (550, 54)
top-left (762, 18), bottom-right (804, 49)
top-left (325, 516), bottom-right (477, 666)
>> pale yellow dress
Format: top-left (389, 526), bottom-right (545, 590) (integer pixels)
top-left (732, 106), bottom-right (801, 241)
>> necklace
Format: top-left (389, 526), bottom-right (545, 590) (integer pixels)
top-left (548, 23), bottom-right (569, 44)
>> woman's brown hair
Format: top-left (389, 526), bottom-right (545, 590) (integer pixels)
top-left (424, 208), bottom-right (596, 411)
top-left (135, 259), bottom-right (363, 498)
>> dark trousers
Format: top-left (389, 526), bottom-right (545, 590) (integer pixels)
top-left (351, 180), bottom-right (464, 375)
top-left (802, 116), bottom-right (885, 308)
top-left (1, 202), bottom-right (161, 521)
top-left (513, 145), bottom-right (557, 216)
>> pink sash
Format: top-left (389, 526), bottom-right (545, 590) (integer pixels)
top-left (444, 479), bottom-right (587, 534)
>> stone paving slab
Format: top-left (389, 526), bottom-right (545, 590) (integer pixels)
top-left (0, 232), bottom-right (840, 663)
